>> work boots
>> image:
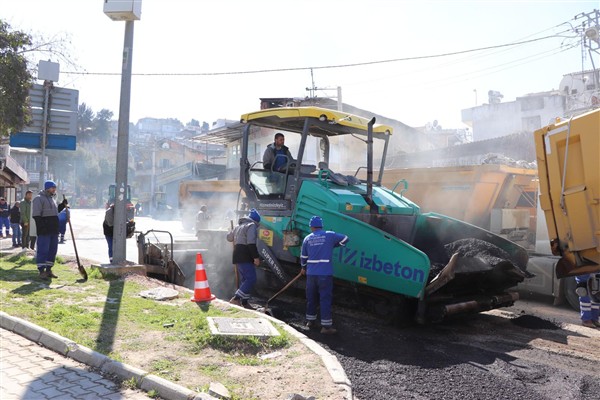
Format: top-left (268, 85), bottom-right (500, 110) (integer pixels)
top-left (320, 326), bottom-right (337, 335)
top-left (582, 320), bottom-right (598, 328)
top-left (229, 297), bottom-right (242, 307)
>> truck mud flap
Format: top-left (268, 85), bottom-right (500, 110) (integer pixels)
top-left (257, 240), bottom-right (290, 284)
top-left (555, 256), bottom-right (600, 279)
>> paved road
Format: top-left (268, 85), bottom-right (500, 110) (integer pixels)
top-left (0, 329), bottom-right (147, 400)
top-left (58, 208), bottom-right (196, 264)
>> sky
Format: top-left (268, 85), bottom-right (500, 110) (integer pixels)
top-left (2, 0), bottom-right (599, 129)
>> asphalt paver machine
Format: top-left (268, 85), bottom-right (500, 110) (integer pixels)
top-left (238, 107), bottom-right (529, 322)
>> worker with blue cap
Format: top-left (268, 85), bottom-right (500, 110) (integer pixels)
top-left (32, 180), bottom-right (59, 280)
top-left (301, 215), bottom-right (349, 334)
top-left (227, 208), bottom-right (262, 309)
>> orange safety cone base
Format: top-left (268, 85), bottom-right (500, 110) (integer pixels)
top-left (191, 293), bottom-right (216, 303)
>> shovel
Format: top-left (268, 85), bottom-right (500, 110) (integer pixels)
top-left (261, 271), bottom-right (303, 316)
top-left (65, 205), bottom-right (87, 281)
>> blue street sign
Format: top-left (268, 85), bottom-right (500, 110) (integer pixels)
top-left (10, 132), bottom-right (77, 151)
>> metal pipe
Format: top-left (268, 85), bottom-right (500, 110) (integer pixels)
top-left (366, 117), bottom-right (375, 210)
top-left (39, 80), bottom-right (52, 189)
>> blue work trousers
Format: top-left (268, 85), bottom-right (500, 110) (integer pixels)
top-left (576, 274), bottom-right (600, 321)
top-left (10, 223), bottom-right (21, 246)
top-left (0, 216), bottom-right (9, 235)
top-left (105, 235), bottom-right (113, 262)
top-left (36, 234), bottom-right (58, 272)
top-left (306, 275), bottom-right (334, 327)
top-left (234, 262), bottom-right (257, 301)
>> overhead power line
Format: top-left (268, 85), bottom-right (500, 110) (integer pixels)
top-left (63, 34), bottom-right (567, 77)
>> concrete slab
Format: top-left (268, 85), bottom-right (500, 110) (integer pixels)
top-left (91, 263), bottom-right (146, 277)
top-left (207, 317), bottom-right (280, 337)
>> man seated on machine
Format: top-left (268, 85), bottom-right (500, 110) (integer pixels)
top-left (263, 132), bottom-right (296, 174)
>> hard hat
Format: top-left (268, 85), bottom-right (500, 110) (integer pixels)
top-left (44, 180), bottom-right (57, 190)
top-left (249, 208), bottom-right (261, 222)
top-left (309, 216), bottom-right (323, 228)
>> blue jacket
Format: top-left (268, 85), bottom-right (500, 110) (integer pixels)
top-left (0, 201), bottom-right (8, 218)
top-left (301, 229), bottom-right (349, 276)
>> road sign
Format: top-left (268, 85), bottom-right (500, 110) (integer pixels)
top-left (25, 84), bottom-right (78, 135)
top-left (26, 107), bottom-right (78, 135)
top-left (10, 132), bottom-right (77, 151)
top-left (29, 84), bottom-right (78, 111)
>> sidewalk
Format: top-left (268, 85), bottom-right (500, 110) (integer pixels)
top-left (0, 237), bottom-right (352, 399)
top-left (1, 328), bottom-right (148, 400)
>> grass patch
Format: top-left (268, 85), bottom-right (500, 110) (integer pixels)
top-left (0, 252), bottom-right (300, 399)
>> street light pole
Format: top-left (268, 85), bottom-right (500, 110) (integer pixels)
top-left (38, 80), bottom-right (52, 189)
top-left (112, 20), bottom-right (135, 264)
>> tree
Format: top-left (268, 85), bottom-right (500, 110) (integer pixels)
top-left (77, 103), bottom-right (94, 142)
top-left (0, 21), bottom-right (33, 137)
top-left (94, 109), bottom-right (114, 143)
top-left (1, 19), bottom-right (75, 138)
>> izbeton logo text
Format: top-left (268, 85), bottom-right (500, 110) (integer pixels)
top-left (338, 246), bottom-right (425, 283)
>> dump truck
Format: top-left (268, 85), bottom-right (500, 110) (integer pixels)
top-left (533, 108), bottom-right (600, 282)
top-left (237, 106), bottom-right (529, 323)
top-left (381, 165), bottom-right (538, 248)
top-left (378, 164), bottom-right (581, 309)
top-left (178, 180), bottom-right (241, 231)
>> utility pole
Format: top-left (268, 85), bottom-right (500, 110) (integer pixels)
top-left (574, 9), bottom-right (599, 86)
top-left (36, 60), bottom-right (60, 189)
top-left (305, 70), bottom-right (344, 111)
top-left (111, 20), bottom-right (134, 263)
top-left (104, 0), bottom-right (142, 264)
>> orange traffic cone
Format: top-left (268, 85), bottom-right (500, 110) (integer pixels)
top-left (191, 253), bottom-right (216, 302)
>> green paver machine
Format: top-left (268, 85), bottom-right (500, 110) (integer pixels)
top-left (238, 107), bottom-right (529, 322)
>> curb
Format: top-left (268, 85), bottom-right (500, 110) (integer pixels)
top-left (1, 301), bottom-right (353, 400)
top-left (0, 312), bottom-right (215, 400)
top-left (0, 245), bottom-right (353, 399)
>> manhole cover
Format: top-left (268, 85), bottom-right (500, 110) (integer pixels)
top-left (139, 287), bottom-right (179, 301)
top-left (207, 317), bottom-right (280, 336)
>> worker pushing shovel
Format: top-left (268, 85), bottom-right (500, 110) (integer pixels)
top-left (227, 209), bottom-right (261, 309)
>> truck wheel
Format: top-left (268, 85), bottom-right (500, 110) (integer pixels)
top-left (563, 277), bottom-right (581, 312)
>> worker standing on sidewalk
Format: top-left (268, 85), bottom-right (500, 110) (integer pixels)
top-left (32, 181), bottom-right (59, 280)
top-left (227, 208), bottom-right (261, 309)
top-left (301, 215), bottom-right (349, 334)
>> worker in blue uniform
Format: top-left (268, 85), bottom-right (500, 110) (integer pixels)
top-left (301, 215), bottom-right (349, 334)
top-left (575, 273), bottom-right (600, 328)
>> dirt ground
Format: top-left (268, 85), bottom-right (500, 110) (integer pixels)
top-left (65, 258), bottom-right (345, 400)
